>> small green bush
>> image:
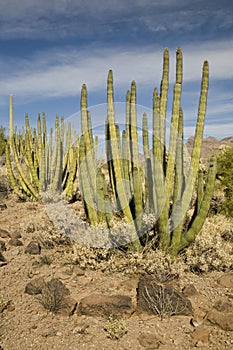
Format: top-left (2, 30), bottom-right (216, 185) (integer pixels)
top-left (104, 315), bottom-right (127, 340)
top-left (0, 126), bottom-right (6, 157)
top-left (217, 146), bottom-right (233, 216)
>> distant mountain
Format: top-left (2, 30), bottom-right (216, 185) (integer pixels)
top-left (186, 136), bottom-right (233, 161)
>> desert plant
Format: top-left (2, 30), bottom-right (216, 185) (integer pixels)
top-left (217, 146), bottom-right (233, 216)
top-left (141, 282), bottom-right (191, 319)
top-left (183, 215), bottom-right (233, 273)
top-left (104, 315), bottom-right (127, 340)
top-left (75, 48), bottom-right (216, 256)
top-left (38, 279), bottom-right (69, 313)
top-left (5, 48), bottom-right (216, 257)
top-left (0, 126), bottom-right (6, 157)
top-left (6, 97), bottom-right (79, 201)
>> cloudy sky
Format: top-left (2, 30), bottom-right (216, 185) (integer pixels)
top-left (0, 0), bottom-right (232, 139)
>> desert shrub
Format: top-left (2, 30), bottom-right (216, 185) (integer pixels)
top-left (104, 315), bottom-right (127, 340)
top-left (183, 215), bottom-right (233, 273)
top-left (38, 279), bottom-right (69, 313)
top-left (217, 146), bottom-right (233, 216)
top-left (0, 126), bottom-right (6, 157)
top-left (141, 283), bottom-right (190, 318)
top-left (66, 241), bottom-right (184, 279)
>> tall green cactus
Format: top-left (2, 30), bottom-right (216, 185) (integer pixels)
top-left (5, 48), bottom-right (216, 257)
top-left (6, 105), bottom-right (79, 201)
top-left (106, 71), bottom-right (134, 221)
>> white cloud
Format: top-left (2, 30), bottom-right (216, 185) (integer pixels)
top-left (0, 0), bottom-right (231, 39)
top-left (1, 39), bottom-right (233, 103)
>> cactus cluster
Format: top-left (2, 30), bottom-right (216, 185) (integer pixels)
top-left (6, 48), bottom-right (216, 256)
top-left (6, 103), bottom-right (78, 201)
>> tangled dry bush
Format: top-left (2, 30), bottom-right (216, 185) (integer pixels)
top-left (38, 278), bottom-right (70, 313)
top-left (38, 207), bottom-right (233, 276)
top-left (182, 215), bottom-right (233, 273)
top-left (60, 240), bottom-right (184, 280)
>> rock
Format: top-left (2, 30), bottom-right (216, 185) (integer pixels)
top-left (137, 276), bottom-right (193, 317)
top-left (25, 277), bottom-right (46, 295)
top-left (72, 265), bottom-right (85, 276)
top-left (0, 251), bottom-right (6, 262)
top-left (57, 297), bottom-right (77, 316)
top-left (0, 252), bottom-right (7, 266)
top-left (217, 273), bottom-right (233, 288)
top-left (78, 294), bottom-right (133, 318)
top-left (190, 317), bottom-right (204, 327)
top-left (138, 332), bottom-right (162, 349)
top-left (0, 229), bottom-right (10, 238)
top-left (40, 328), bottom-right (57, 337)
top-left (8, 238), bottom-right (23, 246)
top-left (182, 284), bottom-right (199, 297)
top-left (6, 304), bottom-right (15, 312)
top-left (25, 241), bottom-right (41, 255)
top-left (213, 299), bottom-right (233, 313)
top-left (0, 203), bottom-right (7, 210)
top-left (46, 278), bottom-right (70, 296)
top-left (10, 232), bottom-right (22, 239)
top-left (191, 326), bottom-right (209, 347)
top-left (206, 310), bottom-right (233, 331)
top-left (72, 323), bottom-right (89, 334)
top-left (0, 240), bottom-right (6, 251)
top-left (26, 223), bottom-right (36, 233)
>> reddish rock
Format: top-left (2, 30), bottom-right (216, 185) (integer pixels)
top-left (78, 294), bottom-right (133, 318)
top-left (0, 229), bottom-right (10, 238)
top-left (0, 252), bottom-right (7, 266)
top-left (0, 251), bottom-right (6, 262)
top-left (213, 299), bottom-right (233, 313)
top-left (217, 273), bottom-right (233, 289)
top-left (10, 232), bottom-right (22, 239)
top-left (72, 265), bottom-right (85, 276)
top-left (46, 278), bottom-right (70, 296)
top-left (0, 240), bottom-right (6, 251)
top-left (182, 284), bottom-right (199, 297)
top-left (26, 223), bottom-right (36, 233)
top-left (206, 310), bottom-right (233, 331)
top-left (25, 277), bottom-right (46, 295)
top-left (25, 241), bottom-right (41, 255)
top-left (8, 238), bottom-right (23, 246)
top-left (138, 332), bottom-right (161, 349)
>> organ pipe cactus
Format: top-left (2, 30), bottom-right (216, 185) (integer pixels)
top-left (5, 48), bottom-right (216, 257)
top-left (102, 48), bottom-right (215, 254)
top-left (6, 106), bottom-right (79, 201)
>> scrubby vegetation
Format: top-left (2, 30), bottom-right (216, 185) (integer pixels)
top-left (0, 126), bottom-right (6, 157)
top-left (217, 146), bottom-right (233, 216)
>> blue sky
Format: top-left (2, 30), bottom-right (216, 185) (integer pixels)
top-left (0, 0), bottom-right (232, 140)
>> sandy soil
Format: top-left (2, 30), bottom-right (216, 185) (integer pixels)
top-left (0, 194), bottom-right (233, 350)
